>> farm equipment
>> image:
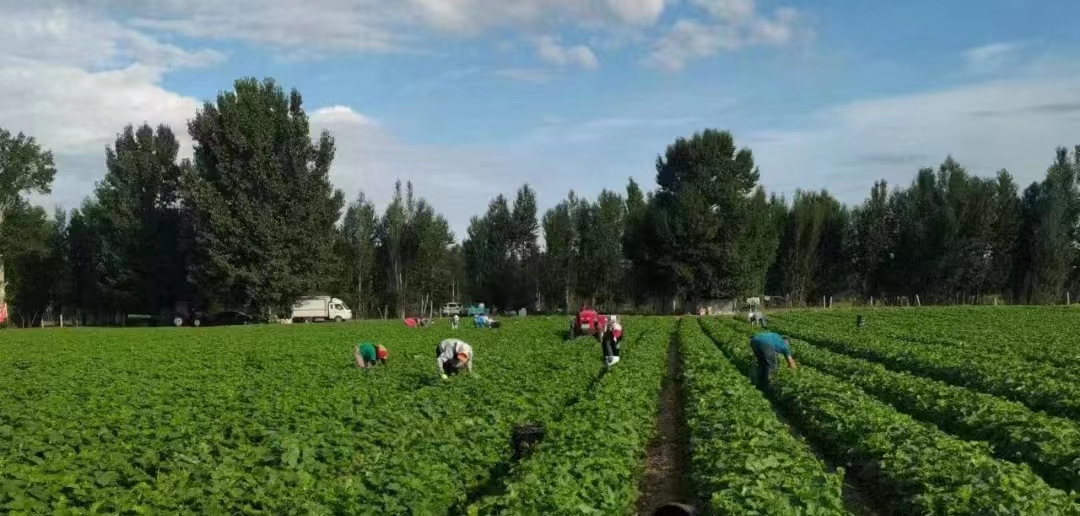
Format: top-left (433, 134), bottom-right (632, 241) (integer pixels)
top-left (567, 306), bottom-right (607, 339)
top-left (467, 303), bottom-right (488, 316)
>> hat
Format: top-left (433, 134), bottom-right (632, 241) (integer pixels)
top-left (456, 352), bottom-right (469, 363)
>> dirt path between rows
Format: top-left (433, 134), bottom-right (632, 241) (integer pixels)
top-left (636, 334), bottom-right (692, 515)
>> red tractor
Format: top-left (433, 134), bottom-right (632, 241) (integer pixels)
top-left (568, 306), bottom-right (608, 340)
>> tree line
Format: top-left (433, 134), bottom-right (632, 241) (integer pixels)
top-left (1, 78), bottom-right (1078, 326)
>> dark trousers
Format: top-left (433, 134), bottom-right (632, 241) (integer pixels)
top-left (751, 342), bottom-right (778, 387)
top-left (602, 334), bottom-right (621, 360)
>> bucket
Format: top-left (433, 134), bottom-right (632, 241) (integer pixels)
top-left (511, 423), bottom-right (545, 461)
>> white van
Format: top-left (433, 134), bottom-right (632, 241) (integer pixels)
top-left (291, 296), bottom-right (353, 323)
top-left (441, 302), bottom-right (463, 316)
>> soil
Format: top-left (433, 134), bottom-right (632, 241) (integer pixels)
top-left (635, 335), bottom-right (693, 515)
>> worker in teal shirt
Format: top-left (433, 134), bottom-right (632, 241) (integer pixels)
top-left (749, 331), bottom-right (797, 386)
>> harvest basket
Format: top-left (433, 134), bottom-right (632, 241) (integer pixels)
top-left (511, 423), bottom-right (545, 461)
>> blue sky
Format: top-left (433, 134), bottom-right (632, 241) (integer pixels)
top-left (3, 0), bottom-right (1080, 240)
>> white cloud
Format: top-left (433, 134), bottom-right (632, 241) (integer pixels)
top-left (493, 68), bottom-right (554, 83)
top-left (0, 4), bottom-right (224, 70)
top-left (963, 41), bottom-right (1025, 74)
top-left (119, 0), bottom-right (670, 54)
top-left (0, 4), bottom-right (220, 212)
top-left (690, 0), bottom-right (756, 22)
top-left (536, 35), bottom-right (598, 69)
top-left (645, 2), bottom-right (805, 70)
top-left (746, 75), bottom-right (1080, 204)
top-left (311, 106), bottom-right (379, 127)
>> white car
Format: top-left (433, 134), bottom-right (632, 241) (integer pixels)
top-left (441, 302), bottom-right (463, 316)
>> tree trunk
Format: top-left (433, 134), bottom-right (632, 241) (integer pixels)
top-left (356, 272), bottom-right (363, 318)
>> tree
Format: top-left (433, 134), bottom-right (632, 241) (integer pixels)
top-left (1, 200), bottom-right (51, 324)
top-left (1012, 147), bottom-right (1079, 303)
top-left (339, 192), bottom-right (378, 316)
top-left (183, 78), bottom-right (345, 317)
top-left (0, 128), bottom-right (56, 312)
top-left (541, 193), bottom-right (579, 311)
top-left (510, 185), bottom-right (541, 309)
top-left (643, 129), bottom-right (768, 303)
top-left (848, 180), bottom-right (895, 297)
top-left (463, 194), bottom-right (514, 309)
top-left (575, 190), bottom-right (625, 308)
top-left (988, 171), bottom-right (1022, 296)
top-left (777, 190), bottom-right (848, 304)
top-left (95, 123), bottom-right (188, 313)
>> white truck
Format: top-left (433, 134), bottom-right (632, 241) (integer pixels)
top-left (291, 296), bottom-right (353, 323)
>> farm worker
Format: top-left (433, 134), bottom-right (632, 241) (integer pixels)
top-left (749, 331), bottom-right (796, 386)
top-left (601, 315), bottom-right (623, 367)
top-left (474, 314), bottom-right (487, 328)
top-left (436, 338), bottom-right (474, 379)
top-left (355, 342), bottom-right (388, 368)
top-left (452, 314), bottom-right (460, 329)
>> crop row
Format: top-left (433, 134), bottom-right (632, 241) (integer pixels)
top-left (699, 317), bottom-right (1080, 515)
top-left (768, 315), bottom-right (1080, 422)
top-left (677, 319), bottom-right (847, 515)
top-left (468, 317), bottom-right (674, 515)
top-left (759, 322), bottom-right (1080, 493)
top-left (776, 308), bottom-right (1080, 370)
top-left (0, 320), bottom-right (599, 514)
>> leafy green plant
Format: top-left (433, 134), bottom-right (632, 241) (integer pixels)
top-left (0, 318), bottom-right (599, 514)
top-left (778, 331), bottom-right (1080, 493)
top-left (678, 318), bottom-right (846, 515)
top-left (700, 317), bottom-right (1080, 515)
top-left (468, 317), bottom-right (674, 515)
top-left (769, 313), bottom-right (1080, 421)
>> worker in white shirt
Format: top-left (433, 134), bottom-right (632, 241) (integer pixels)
top-left (436, 338), bottom-right (474, 379)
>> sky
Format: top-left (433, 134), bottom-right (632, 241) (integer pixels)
top-left (3, 0), bottom-right (1080, 241)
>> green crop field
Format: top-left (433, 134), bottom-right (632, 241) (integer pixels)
top-left (3, 308), bottom-right (1080, 515)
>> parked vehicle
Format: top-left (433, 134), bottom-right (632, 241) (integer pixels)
top-left (441, 302), bottom-right (463, 316)
top-left (291, 296), bottom-right (353, 323)
top-left (466, 303), bottom-right (488, 316)
top-left (208, 311), bottom-right (254, 326)
top-left (176, 310), bottom-right (254, 327)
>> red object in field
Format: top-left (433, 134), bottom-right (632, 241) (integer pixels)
top-left (0, 302), bottom-right (6, 325)
top-left (571, 306), bottom-right (602, 338)
top-left (404, 317), bottom-right (417, 328)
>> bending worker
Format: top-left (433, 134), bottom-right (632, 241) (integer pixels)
top-left (436, 338), bottom-right (474, 379)
top-left (749, 330), bottom-right (796, 386)
top-left (601, 315), bottom-right (623, 367)
top-left (355, 342), bottom-right (389, 368)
